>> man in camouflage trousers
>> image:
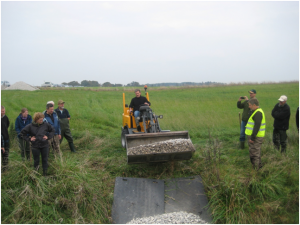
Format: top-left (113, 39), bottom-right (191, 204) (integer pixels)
top-left (55, 100), bottom-right (76, 153)
top-left (237, 89), bottom-right (257, 149)
top-left (245, 98), bottom-right (266, 170)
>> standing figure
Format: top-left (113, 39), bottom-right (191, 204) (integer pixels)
top-left (296, 107), bottom-right (299, 133)
top-left (237, 89), bottom-right (257, 149)
top-left (55, 100), bottom-right (76, 152)
top-left (43, 103), bottom-right (61, 155)
top-left (1, 106), bottom-right (10, 171)
top-left (20, 112), bottom-right (55, 175)
top-left (129, 89), bottom-right (151, 131)
top-left (245, 98), bottom-right (265, 170)
top-left (271, 95), bottom-right (290, 153)
top-left (15, 108), bottom-right (32, 160)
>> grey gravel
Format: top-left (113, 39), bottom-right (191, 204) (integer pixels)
top-left (127, 211), bottom-right (209, 224)
top-left (4, 81), bottom-right (39, 91)
top-left (127, 139), bottom-right (195, 155)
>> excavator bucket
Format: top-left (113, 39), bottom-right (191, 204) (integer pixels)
top-left (125, 131), bottom-right (195, 164)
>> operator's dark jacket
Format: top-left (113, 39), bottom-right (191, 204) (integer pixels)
top-left (271, 103), bottom-right (290, 130)
top-left (20, 121), bottom-right (55, 149)
top-left (15, 114), bottom-right (32, 138)
top-left (129, 96), bottom-right (151, 112)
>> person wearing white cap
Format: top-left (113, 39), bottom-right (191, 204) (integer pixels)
top-left (271, 95), bottom-right (290, 153)
top-left (47, 101), bottom-right (54, 105)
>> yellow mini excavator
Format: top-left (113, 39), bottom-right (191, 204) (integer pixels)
top-left (121, 86), bottom-right (195, 164)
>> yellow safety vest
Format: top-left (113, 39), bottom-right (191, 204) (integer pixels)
top-left (245, 108), bottom-right (266, 137)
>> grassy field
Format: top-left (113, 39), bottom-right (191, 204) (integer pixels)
top-left (1, 82), bottom-right (299, 223)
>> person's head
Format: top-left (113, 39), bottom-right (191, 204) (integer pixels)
top-left (47, 101), bottom-right (54, 105)
top-left (278, 95), bottom-right (287, 106)
top-left (58, 100), bottom-right (65, 109)
top-left (1, 106), bottom-right (5, 117)
top-left (46, 103), bottom-right (54, 114)
top-left (33, 112), bottom-right (45, 124)
top-left (134, 89), bottom-right (141, 98)
top-left (248, 98), bottom-right (259, 111)
top-left (248, 89), bottom-right (256, 99)
top-left (21, 108), bottom-right (28, 118)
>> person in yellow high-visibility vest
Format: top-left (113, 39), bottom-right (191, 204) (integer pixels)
top-left (245, 98), bottom-right (266, 170)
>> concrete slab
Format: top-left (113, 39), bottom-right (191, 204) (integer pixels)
top-left (111, 177), bottom-right (165, 224)
top-left (164, 176), bottom-right (212, 223)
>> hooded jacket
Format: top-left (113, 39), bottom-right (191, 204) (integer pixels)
top-left (20, 121), bottom-right (55, 148)
top-left (15, 114), bottom-right (32, 138)
top-left (271, 103), bottom-right (290, 130)
top-left (43, 111), bottom-right (61, 135)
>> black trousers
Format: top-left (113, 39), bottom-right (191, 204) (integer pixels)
top-left (32, 147), bottom-right (49, 170)
top-left (1, 140), bottom-right (10, 170)
top-left (273, 129), bottom-right (287, 153)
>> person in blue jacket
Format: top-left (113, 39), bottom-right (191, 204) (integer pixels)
top-left (15, 108), bottom-right (32, 160)
top-left (43, 103), bottom-right (61, 155)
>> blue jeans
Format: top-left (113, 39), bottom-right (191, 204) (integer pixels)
top-left (240, 120), bottom-right (247, 142)
top-left (134, 111), bottom-right (140, 118)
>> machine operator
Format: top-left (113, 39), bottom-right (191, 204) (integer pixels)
top-left (129, 89), bottom-right (151, 130)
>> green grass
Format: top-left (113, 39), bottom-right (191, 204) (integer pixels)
top-left (1, 82), bottom-right (299, 223)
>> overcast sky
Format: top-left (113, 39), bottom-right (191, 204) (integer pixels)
top-left (1, 1), bottom-right (299, 86)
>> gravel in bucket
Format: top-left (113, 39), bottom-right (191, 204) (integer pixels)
top-left (127, 139), bottom-right (196, 155)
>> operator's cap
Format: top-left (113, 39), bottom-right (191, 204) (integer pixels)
top-left (248, 89), bottom-right (256, 94)
top-left (278, 95), bottom-right (287, 102)
top-left (47, 101), bottom-right (54, 105)
top-left (58, 100), bottom-right (65, 104)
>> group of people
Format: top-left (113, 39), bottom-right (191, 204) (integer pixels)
top-left (1, 100), bottom-right (75, 175)
top-left (1, 89), bottom-right (298, 174)
top-left (237, 89), bottom-right (297, 170)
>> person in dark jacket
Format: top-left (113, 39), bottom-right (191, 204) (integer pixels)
top-left (20, 112), bottom-right (55, 175)
top-left (237, 89), bottom-right (257, 149)
top-left (15, 108), bottom-right (32, 160)
top-left (1, 105), bottom-right (10, 172)
top-left (296, 107), bottom-right (299, 133)
top-left (129, 89), bottom-right (151, 130)
top-left (55, 100), bottom-right (76, 152)
top-left (271, 95), bottom-right (290, 153)
top-left (43, 103), bottom-right (61, 155)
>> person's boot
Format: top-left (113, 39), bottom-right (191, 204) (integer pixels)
top-left (69, 142), bottom-right (76, 153)
top-left (239, 141), bottom-right (245, 149)
top-left (43, 169), bottom-right (48, 176)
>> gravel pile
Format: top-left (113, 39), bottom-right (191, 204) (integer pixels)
top-left (5, 81), bottom-right (39, 91)
top-left (127, 139), bottom-right (195, 155)
top-left (127, 211), bottom-right (209, 224)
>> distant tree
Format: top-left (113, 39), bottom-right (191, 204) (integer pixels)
top-left (126, 81), bottom-right (141, 87)
top-left (68, 81), bottom-right (80, 86)
top-left (102, 82), bottom-right (112, 87)
top-left (62, 82), bottom-right (68, 85)
top-left (81, 80), bottom-right (100, 87)
top-left (114, 84), bottom-right (123, 87)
